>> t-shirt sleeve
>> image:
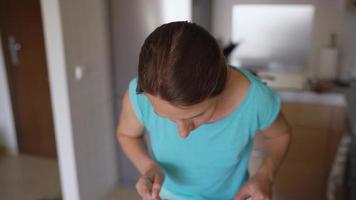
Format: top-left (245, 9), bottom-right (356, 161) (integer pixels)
top-left (128, 78), bottom-right (145, 125)
top-left (255, 82), bottom-right (281, 130)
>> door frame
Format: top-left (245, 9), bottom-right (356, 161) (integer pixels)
top-left (40, 0), bottom-right (79, 199)
top-left (0, 33), bottom-right (18, 155)
top-left (0, 0), bottom-right (80, 199)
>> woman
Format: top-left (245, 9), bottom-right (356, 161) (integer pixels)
top-left (116, 21), bottom-right (292, 200)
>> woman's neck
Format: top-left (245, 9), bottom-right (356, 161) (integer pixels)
top-left (208, 67), bottom-right (250, 122)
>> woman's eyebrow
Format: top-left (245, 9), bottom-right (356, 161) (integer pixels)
top-left (188, 111), bottom-right (205, 119)
top-left (154, 110), bottom-right (205, 120)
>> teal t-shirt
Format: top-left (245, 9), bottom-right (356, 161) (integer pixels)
top-left (128, 67), bottom-right (281, 200)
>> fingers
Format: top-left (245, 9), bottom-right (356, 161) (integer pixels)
top-left (235, 194), bottom-right (252, 200)
top-left (235, 186), bottom-right (251, 200)
top-left (151, 174), bottom-right (163, 199)
top-left (235, 185), bottom-right (270, 200)
top-left (235, 192), bottom-right (243, 200)
top-left (136, 176), bottom-right (152, 199)
top-left (136, 175), bottom-right (162, 200)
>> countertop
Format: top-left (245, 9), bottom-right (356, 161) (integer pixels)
top-left (276, 82), bottom-right (356, 136)
top-left (275, 81), bottom-right (356, 197)
top-left (334, 82), bottom-right (356, 199)
top-left (335, 82), bottom-right (356, 137)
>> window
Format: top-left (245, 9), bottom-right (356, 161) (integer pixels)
top-left (231, 4), bottom-right (314, 72)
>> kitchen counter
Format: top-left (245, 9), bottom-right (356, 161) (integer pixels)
top-left (278, 90), bottom-right (347, 107)
top-left (275, 83), bottom-right (356, 199)
top-left (335, 82), bottom-right (356, 199)
top-left (275, 82), bottom-right (355, 136)
top-left (323, 81), bottom-right (356, 140)
top-left (335, 83), bottom-right (356, 137)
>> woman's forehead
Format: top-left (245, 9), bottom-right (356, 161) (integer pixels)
top-left (146, 94), bottom-right (213, 118)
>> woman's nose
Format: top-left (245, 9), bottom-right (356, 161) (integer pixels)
top-left (176, 120), bottom-right (194, 138)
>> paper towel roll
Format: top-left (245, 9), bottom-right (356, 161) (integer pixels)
top-left (317, 48), bottom-right (339, 80)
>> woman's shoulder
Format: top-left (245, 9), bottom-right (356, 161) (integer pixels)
top-left (228, 67), bottom-right (280, 107)
top-left (128, 78), bottom-right (154, 126)
top-left (229, 67), bottom-right (281, 130)
top-left (228, 67), bottom-right (252, 98)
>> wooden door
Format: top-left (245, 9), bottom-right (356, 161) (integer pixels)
top-left (0, 0), bottom-right (57, 158)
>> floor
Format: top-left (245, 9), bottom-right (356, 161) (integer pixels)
top-left (0, 154), bottom-right (143, 200)
top-left (269, 125), bottom-right (347, 200)
top-left (0, 127), bottom-right (348, 200)
top-left (107, 185), bottom-right (141, 200)
top-left (0, 154), bottom-right (62, 200)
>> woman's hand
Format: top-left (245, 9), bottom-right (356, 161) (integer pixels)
top-left (235, 113), bottom-right (291, 200)
top-left (235, 172), bottom-right (273, 200)
top-left (136, 163), bottom-right (165, 200)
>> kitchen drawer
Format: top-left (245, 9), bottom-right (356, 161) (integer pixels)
top-left (281, 102), bottom-right (333, 129)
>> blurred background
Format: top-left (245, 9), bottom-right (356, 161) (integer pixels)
top-left (0, 0), bottom-right (355, 199)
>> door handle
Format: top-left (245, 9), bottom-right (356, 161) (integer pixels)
top-left (8, 35), bottom-right (21, 66)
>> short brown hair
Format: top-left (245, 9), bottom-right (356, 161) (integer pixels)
top-left (137, 21), bottom-right (227, 106)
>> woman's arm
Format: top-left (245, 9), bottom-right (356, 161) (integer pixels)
top-left (116, 90), bottom-right (155, 174)
top-left (236, 112), bottom-right (292, 200)
top-left (255, 112), bottom-right (292, 183)
top-left (116, 90), bottom-right (163, 200)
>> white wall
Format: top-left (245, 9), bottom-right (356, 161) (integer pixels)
top-left (0, 34), bottom-right (18, 155)
top-left (192, 0), bottom-right (212, 32)
top-left (336, 7), bottom-right (356, 80)
top-left (42, 0), bottom-right (119, 199)
top-left (211, 0), bottom-right (356, 78)
top-left (58, 0), bottom-right (119, 199)
top-left (41, 0), bottom-right (80, 199)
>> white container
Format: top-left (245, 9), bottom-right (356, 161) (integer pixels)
top-left (257, 71), bottom-right (307, 90)
top-left (317, 48), bottom-right (339, 80)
